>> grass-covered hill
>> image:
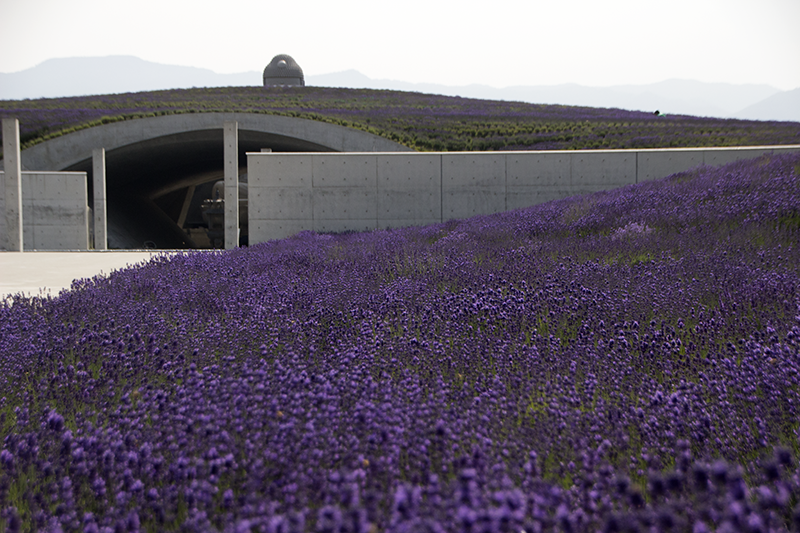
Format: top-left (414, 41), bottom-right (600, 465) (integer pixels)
top-left (1, 86), bottom-right (799, 156)
top-left (1, 152), bottom-right (799, 531)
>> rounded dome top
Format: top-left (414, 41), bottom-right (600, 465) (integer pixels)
top-left (263, 54), bottom-right (305, 87)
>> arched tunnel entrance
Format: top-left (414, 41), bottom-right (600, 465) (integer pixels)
top-left (17, 113), bottom-right (412, 249)
top-left (64, 129), bottom-right (339, 249)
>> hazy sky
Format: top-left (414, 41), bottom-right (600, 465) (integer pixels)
top-left (1, 0), bottom-right (799, 90)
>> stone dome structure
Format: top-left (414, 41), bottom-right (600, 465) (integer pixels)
top-left (263, 54), bottom-right (305, 87)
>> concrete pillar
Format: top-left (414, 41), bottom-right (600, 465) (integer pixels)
top-left (2, 118), bottom-right (23, 251)
top-left (92, 148), bottom-right (107, 250)
top-left (224, 121), bottom-right (239, 249)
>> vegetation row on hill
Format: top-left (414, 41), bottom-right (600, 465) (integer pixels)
top-left (1, 86), bottom-right (799, 157)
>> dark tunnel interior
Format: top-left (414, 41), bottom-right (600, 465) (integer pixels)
top-left (63, 129), bottom-right (333, 249)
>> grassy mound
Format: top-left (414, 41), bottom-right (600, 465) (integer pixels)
top-left (1, 86), bottom-right (799, 155)
top-left (1, 153), bottom-right (799, 531)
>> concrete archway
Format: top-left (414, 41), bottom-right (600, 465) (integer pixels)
top-left (17, 113), bottom-right (412, 248)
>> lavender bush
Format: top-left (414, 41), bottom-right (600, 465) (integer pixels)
top-left (1, 152), bottom-right (800, 532)
top-left (1, 86), bottom-right (799, 156)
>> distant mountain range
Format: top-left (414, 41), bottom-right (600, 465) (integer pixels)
top-left (1, 56), bottom-right (798, 122)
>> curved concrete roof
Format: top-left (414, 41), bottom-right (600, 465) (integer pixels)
top-left (19, 112), bottom-right (412, 172)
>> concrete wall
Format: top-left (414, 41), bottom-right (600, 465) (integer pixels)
top-left (248, 145), bottom-right (800, 243)
top-left (0, 171), bottom-right (89, 250)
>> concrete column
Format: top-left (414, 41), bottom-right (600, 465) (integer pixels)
top-left (92, 148), bottom-right (107, 250)
top-left (2, 118), bottom-right (23, 251)
top-left (224, 121), bottom-right (239, 249)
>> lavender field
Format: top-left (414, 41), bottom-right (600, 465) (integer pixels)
top-left (2, 86), bottom-right (800, 155)
top-left (2, 152), bottom-right (800, 532)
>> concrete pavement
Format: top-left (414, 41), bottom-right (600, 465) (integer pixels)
top-left (1, 251), bottom-right (180, 300)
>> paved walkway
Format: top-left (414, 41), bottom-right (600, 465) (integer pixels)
top-left (1, 251), bottom-right (182, 300)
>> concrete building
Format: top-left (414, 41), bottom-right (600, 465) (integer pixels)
top-left (4, 111), bottom-right (799, 251)
top-left (263, 55), bottom-right (305, 87)
top-left (5, 113), bottom-right (408, 249)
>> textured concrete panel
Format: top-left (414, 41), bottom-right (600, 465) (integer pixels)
top-left (23, 203), bottom-right (89, 224)
top-left (637, 149), bottom-right (704, 182)
top-left (571, 187), bottom-right (614, 198)
top-left (443, 189), bottom-right (505, 219)
top-left (313, 219), bottom-right (377, 234)
top-left (21, 224), bottom-right (33, 244)
top-left (31, 225), bottom-right (89, 250)
top-left (376, 154), bottom-right (440, 220)
top-left (21, 174), bottom-right (47, 198)
top-left (313, 155), bottom-right (377, 187)
top-left (1, 171), bottom-right (88, 251)
top-left (313, 187), bottom-right (377, 219)
top-left (442, 153), bottom-right (505, 189)
top-left (505, 190), bottom-right (539, 211)
top-left (250, 219), bottom-right (312, 242)
top-left (378, 189), bottom-right (440, 220)
top-left (22, 173), bottom-right (87, 200)
top-left (249, 154), bottom-right (312, 188)
top-left (507, 152), bottom-right (570, 187)
top-left (571, 151), bottom-right (636, 187)
top-left (249, 188), bottom-right (313, 219)
top-left (506, 188), bottom-right (577, 210)
top-left (23, 175), bottom-right (47, 199)
top-left (377, 154), bottom-right (441, 188)
top-left (378, 218), bottom-right (441, 230)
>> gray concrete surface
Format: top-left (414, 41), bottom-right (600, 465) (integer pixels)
top-left (247, 145), bottom-right (800, 243)
top-left (93, 148), bottom-right (107, 250)
top-left (3, 119), bottom-right (23, 251)
top-left (1, 251), bottom-right (177, 300)
top-left (224, 121), bottom-right (239, 249)
top-left (1, 171), bottom-right (90, 251)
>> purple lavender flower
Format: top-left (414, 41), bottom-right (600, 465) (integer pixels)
top-left (0, 153), bottom-right (799, 530)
